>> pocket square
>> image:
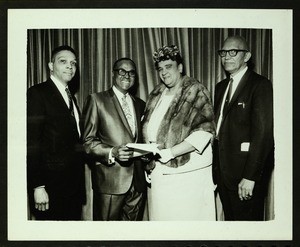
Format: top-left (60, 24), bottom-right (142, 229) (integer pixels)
top-left (238, 102), bottom-right (245, 108)
top-left (241, 142), bottom-right (250, 152)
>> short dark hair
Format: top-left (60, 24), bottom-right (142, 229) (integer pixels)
top-left (51, 45), bottom-right (77, 62)
top-left (113, 57), bottom-right (136, 71)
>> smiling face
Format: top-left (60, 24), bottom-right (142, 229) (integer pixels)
top-left (157, 59), bottom-right (183, 89)
top-left (113, 59), bottom-right (136, 94)
top-left (221, 37), bottom-right (251, 76)
top-left (48, 50), bottom-right (77, 86)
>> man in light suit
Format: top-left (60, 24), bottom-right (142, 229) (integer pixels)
top-left (213, 36), bottom-right (274, 220)
top-left (82, 57), bottom-right (147, 221)
top-left (27, 45), bottom-right (85, 220)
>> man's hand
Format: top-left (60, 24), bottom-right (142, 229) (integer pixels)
top-left (238, 178), bottom-right (255, 201)
top-left (112, 145), bottom-right (134, 161)
top-left (34, 187), bottom-right (49, 211)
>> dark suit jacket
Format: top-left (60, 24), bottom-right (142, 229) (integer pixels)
top-left (27, 79), bottom-right (85, 201)
top-left (214, 69), bottom-right (273, 190)
top-left (81, 88), bottom-right (147, 194)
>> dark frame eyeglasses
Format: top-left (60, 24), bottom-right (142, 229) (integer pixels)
top-left (114, 68), bottom-right (136, 77)
top-left (217, 49), bottom-right (248, 57)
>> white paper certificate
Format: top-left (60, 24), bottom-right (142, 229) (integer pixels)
top-left (126, 143), bottom-right (160, 157)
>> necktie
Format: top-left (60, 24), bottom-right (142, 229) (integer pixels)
top-left (222, 78), bottom-right (233, 114)
top-left (65, 87), bottom-right (79, 138)
top-left (121, 94), bottom-right (135, 135)
top-left (216, 78), bottom-right (233, 138)
top-left (65, 87), bottom-right (74, 115)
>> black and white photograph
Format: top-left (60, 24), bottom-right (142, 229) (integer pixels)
top-left (6, 8), bottom-right (292, 243)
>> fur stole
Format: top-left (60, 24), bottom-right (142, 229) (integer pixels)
top-left (142, 75), bottom-right (215, 168)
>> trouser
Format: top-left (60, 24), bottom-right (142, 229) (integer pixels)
top-left (93, 183), bottom-right (145, 221)
top-left (217, 179), bottom-right (265, 221)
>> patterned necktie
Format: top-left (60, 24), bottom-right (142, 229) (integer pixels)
top-left (65, 87), bottom-right (74, 115)
top-left (121, 94), bottom-right (135, 135)
top-left (222, 78), bottom-right (233, 114)
top-left (65, 87), bottom-right (79, 138)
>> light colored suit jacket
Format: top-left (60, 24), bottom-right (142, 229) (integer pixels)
top-left (81, 88), bottom-right (146, 194)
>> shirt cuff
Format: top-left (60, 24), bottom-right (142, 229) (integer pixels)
top-left (34, 185), bottom-right (45, 190)
top-left (108, 147), bottom-right (115, 165)
top-left (185, 130), bottom-right (213, 154)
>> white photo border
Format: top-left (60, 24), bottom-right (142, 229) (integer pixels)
top-left (7, 8), bottom-right (293, 241)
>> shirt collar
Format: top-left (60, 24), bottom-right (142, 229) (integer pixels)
top-left (230, 66), bottom-right (248, 82)
top-left (113, 85), bottom-right (128, 99)
top-left (51, 75), bottom-right (68, 93)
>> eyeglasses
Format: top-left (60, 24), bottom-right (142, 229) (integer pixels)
top-left (114, 68), bottom-right (136, 77)
top-left (217, 49), bottom-right (248, 57)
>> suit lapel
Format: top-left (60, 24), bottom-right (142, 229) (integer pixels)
top-left (47, 79), bottom-right (82, 120)
top-left (215, 80), bottom-right (229, 122)
top-left (47, 79), bottom-right (70, 114)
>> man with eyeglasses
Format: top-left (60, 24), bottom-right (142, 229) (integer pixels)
top-left (213, 36), bottom-right (274, 220)
top-left (81, 57), bottom-right (147, 220)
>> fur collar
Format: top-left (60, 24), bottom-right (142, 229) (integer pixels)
top-left (142, 75), bottom-right (215, 168)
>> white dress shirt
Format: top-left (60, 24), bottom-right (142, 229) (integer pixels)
top-left (112, 85), bottom-right (136, 134)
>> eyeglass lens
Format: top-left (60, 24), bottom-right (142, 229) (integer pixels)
top-left (218, 49), bottom-right (247, 57)
top-left (116, 69), bottom-right (136, 77)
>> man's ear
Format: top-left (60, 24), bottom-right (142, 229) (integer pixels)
top-left (244, 52), bottom-right (252, 63)
top-left (112, 71), bottom-right (116, 81)
top-left (48, 62), bottom-right (53, 72)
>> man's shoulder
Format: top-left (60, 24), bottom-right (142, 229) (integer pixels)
top-left (249, 70), bottom-right (271, 83)
top-left (90, 88), bottom-right (112, 99)
top-left (242, 70), bottom-right (272, 93)
top-left (27, 79), bottom-right (52, 94)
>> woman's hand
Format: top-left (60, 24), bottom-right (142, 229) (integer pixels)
top-left (158, 148), bottom-right (174, 163)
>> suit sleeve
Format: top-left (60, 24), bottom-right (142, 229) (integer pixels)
top-left (243, 79), bottom-right (274, 181)
top-left (27, 87), bottom-right (46, 189)
top-left (81, 94), bottom-right (112, 165)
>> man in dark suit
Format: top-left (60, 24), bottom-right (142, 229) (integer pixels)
top-left (213, 36), bottom-right (273, 220)
top-left (81, 57), bottom-right (147, 221)
top-left (27, 45), bottom-right (85, 220)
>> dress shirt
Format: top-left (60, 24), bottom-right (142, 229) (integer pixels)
top-left (51, 75), bottom-right (81, 136)
top-left (112, 86), bottom-right (136, 134)
top-left (108, 86), bottom-right (136, 164)
top-left (216, 66), bottom-right (248, 136)
top-left (147, 88), bottom-right (175, 142)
